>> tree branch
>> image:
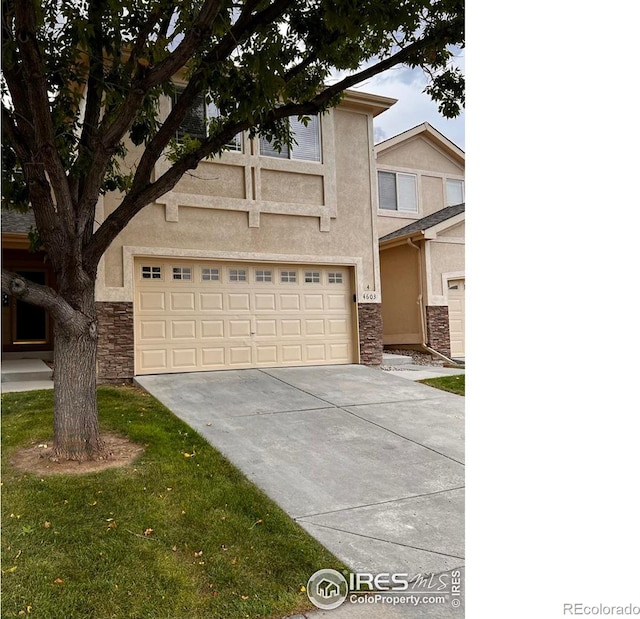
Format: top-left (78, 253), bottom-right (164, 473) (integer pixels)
top-left (1, 269), bottom-right (87, 333)
top-left (13, 0), bottom-right (75, 237)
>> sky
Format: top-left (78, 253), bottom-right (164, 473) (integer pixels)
top-left (348, 50), bottom-right (465, 150)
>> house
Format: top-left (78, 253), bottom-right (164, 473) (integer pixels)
top-left (2, 90), bottom-right (397, 380)
top-left (375, 123), bottom-right (465, 360)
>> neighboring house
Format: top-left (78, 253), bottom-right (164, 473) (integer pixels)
top-left (375, 123), bottom-right (465, 360)
top-left (2, 90), bottom-right (397, 380)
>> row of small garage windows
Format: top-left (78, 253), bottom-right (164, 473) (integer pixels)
top-left (141, 265), bottom-right (344, 285)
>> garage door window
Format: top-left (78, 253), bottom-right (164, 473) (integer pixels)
top-left (202, 268), bottom-right (219, 281)
top-left (172, 267), bottom-right (192, 280)
top-left (141, 265), bottom-right (162, 280)
top-left (305, 271), bottom-right (320, 283)
top-left (255, 270), bottom-right (272, 283)
top-left (280, 271), bottom-right (297, 283)
top-left (328, 272), bottom-right (343, 284)
top-left (229, 269), bottom-right (247, 282)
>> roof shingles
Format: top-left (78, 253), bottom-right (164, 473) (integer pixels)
top-left (379, 203), bottom-right (465, 242)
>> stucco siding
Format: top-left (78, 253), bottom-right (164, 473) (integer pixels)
top-left (377, 136), bottom-right (463, 176)
top-left (429, 242), bottom-right (464, 298)
top-left (98, 103), bottom-right (379, 302)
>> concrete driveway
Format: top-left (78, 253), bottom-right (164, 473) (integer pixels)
top-left (135, 364), bottom-right (464, 614)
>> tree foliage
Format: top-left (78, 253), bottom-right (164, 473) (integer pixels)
top-left (1, 0), bottom-right (463, 460)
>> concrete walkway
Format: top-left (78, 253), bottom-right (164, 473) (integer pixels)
top-left (1, 359), bottom-right (54, 393)
top-left (136, 364), bottom-right (464, 617)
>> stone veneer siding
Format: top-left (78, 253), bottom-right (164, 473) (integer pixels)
top-left (96, 302), bottom-right (134, 383)
top-left (425, 305), bottom-right (451, 358)
top-left (357, 303), bottom-right (383, 365)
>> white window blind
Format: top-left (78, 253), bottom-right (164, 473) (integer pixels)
top-left (378, 171), bottom-right (398, 210)
top-left (446, 179), bottom-right (464, 206)
top-left (260, 115), bottom-right (321, 162)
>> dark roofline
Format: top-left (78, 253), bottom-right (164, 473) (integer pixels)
top-left (379, 203), bottom-right (465, 243)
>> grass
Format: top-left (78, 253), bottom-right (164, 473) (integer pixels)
top-left (420, 374), bottom-right (465, 396)
top-left (1, 386), bottom-right (344, 619)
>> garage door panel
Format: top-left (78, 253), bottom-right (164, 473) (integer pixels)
top-left (171, 320), bottom-right (197, 339)
top-left (140, 349), bottom-right (167, 371)
top-left (282, 345), bottom-right (303, 362)
top-left (202, 347), bottom-right (225, 366)
top-left (255, 293), bottom-right (277, 310)
top-left (139, 291), bottom-right (165, 312)
top-left (281, 319), bottom-right (302, 336)
top-left (170, 292), bottom-right (195, 311)
top-left (448, 278), bottom-right (465, 358)
top-left (303, 294), bottom-right (324, 310)
top-left (329, 343), bottom-right (349, 361)
top-left (229, 347), bottom-right (252, 365)
top-left (135, 259), bottom-right (355, 374)
top-left (280, 294), bottom-right (301, 310)
top-left (200, 293), bottom-right (223, 311)
top-left (140, 320), bottom-right (166, 340)
top-left (256, 345), bottom-right (278, 364)
top-left (327, 294), bottom-right (346, 310)
top-left (306, 344), bottom-right (326, 362)
top-left (228, 293), bottom-right (250, 311)
top-left (255, 319), bottom-right (277, 337)
top-left (201, 320), bottom-right (224, 338)
top-left (305, 319), bottom-right (325, 335)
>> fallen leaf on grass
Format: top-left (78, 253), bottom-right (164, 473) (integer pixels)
top-left (44, 521), bottom-right (51, 528)
top-left (241, 595), bottom-right (249, 600)
top-left (143, 528), bottom-right (154, 536)
top-left (54, 578), bottom-right (64, 584)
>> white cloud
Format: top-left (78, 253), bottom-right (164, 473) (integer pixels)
top-left (331, 49), bottom-right (465, 149)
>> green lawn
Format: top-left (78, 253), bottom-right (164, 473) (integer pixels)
top-left (1, 387), bottom-right (343, 619)
top-left (420, 374), bottom-right (465, 396)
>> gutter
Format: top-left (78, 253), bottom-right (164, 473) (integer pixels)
top-left (406, 238), bottom-right (464, 368)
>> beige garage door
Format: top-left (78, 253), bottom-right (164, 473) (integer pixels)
top-left (134, 258), bottom-right (355, 375)
top-left (448, 278), bottom-right (465, 358)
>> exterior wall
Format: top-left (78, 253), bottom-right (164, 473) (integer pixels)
top-left (428, 240), bottom-right (465, 299)
top-left (357, 303), bottom-right (383, 365)
top-left (379, 243), bottom-right (422, 345)
top-left (96, 302), bottom-right (134, 383)
top-left (425, 305), bottom-right (451, 357)
top-left (96, 98), bottom-right (385, 375)
top-left (98, 106), bottom-right (380, 301)
top-left (376, 134), bottom-right (464, 237)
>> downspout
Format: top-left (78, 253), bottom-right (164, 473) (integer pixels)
top-left (406, 238), bottom-right (461, 366)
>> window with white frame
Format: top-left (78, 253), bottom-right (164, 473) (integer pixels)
top-left (201, 268), bottom-right (219, 281)
top-left (304, 271), bottom-right (320, 284)
top-left (173, 88), bottom-right (242, 152)
top-left (446, 179), bottom-right (465, 206)
top-left (172, 267), bottom-right (192, 280)
top-left (141, 265), bottom-right (162, 279)
top-left (255, 270), bottom-right (272, 283)
top-left (229, 269), bottom-right (247, 282)
top-left (259, 115), bottom-right (321, 162)
top-left (328, 272), bottom-right (343, 284)
top-left (280, 270), bottom-right (297, 283)
top-left (377, 171), bottom-right (418, 212)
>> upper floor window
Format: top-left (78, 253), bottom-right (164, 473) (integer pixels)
top-left (378, 171), bottom-right (417, 213)
top-left (173, 88), bottom-right (242, 152)
top-left (259, 115), bottom-right (321, 162)
top-left (446, 179), bottom-right (465, 206)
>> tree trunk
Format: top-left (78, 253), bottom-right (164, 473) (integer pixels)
top-left (52, 285), bottom-right (105, 461)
